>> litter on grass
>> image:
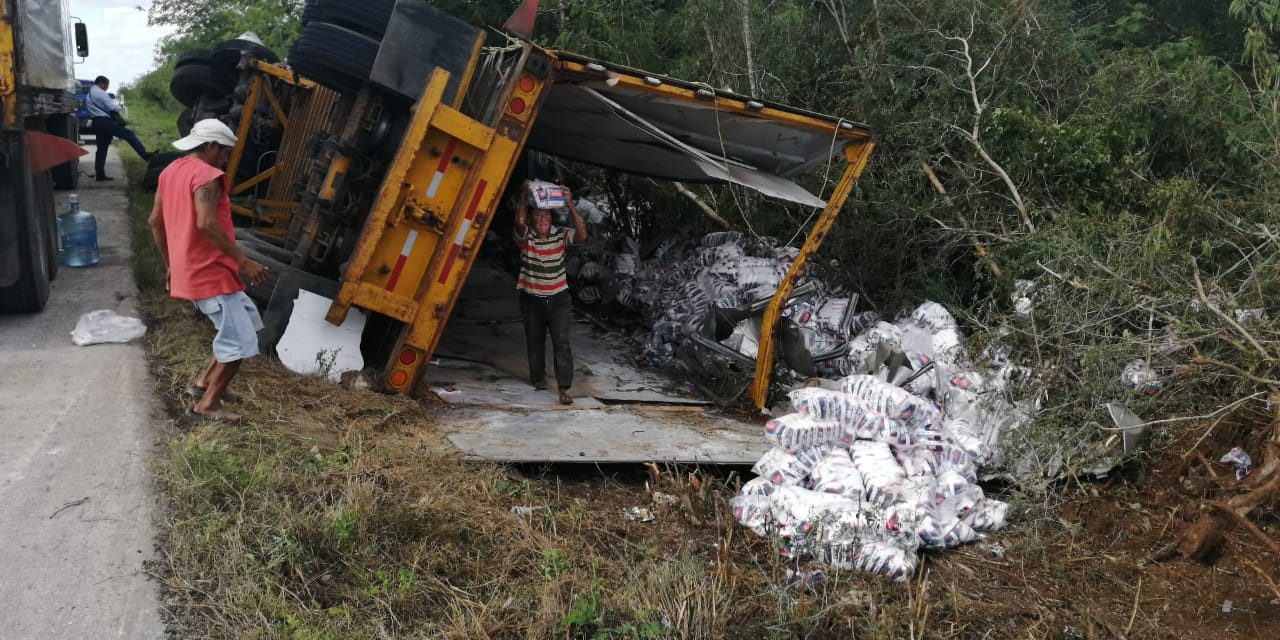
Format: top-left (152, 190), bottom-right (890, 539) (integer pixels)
top-left (1220, 447), bottom-right (1254, 480)
top-left (71, 310), bottom-right (147, 346)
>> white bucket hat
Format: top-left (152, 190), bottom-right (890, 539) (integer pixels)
top-left (172, 119), bottom-right (239, 151)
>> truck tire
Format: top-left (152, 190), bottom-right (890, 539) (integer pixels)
top-left (48, 113), bottom-right (80, 190)
top-left (36, 171), bottom-right (58, 283)
top-left (0, 149), bottom-right (53, 313)
top-left (301, 0), bottom-right (322, 26)
top-left (288, 22), bottom-right (379, 96)
top-left (142, 152), bottom-right (182, 193)
top-left (170, 64), bottom-right (231, 108)
top-left (177, 108), bottom-right (194, 136)
top-left (175, 48), bottom-right (212, 70)
top-left (210, 38), bottom-right (279, 89)
top-left (315, 0), bottom-right (396, 40)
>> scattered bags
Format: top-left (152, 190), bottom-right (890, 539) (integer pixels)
top-left (736, 367), bottom-right (1013, 582)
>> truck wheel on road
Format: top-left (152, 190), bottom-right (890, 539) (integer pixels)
top-left (288, 22), bottom-right (379, 96)
top-left (36, 171), bottom-right (58, 283)
top-left (315, 0), bottom-right (397, 40)
top-left (170, 64), bottom-right (231, 108)
top-left (0, 148), bottom-right (53, 313)
top-left (48, 113), bottom-right (80, 191)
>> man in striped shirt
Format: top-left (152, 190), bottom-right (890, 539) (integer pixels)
top-left (515, 181), bottom-right (588, 404)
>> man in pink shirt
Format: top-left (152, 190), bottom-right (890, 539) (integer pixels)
top-left (148, 119), bottom-right (268, 421)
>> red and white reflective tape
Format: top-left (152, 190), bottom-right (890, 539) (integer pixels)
top-left (385, 229), bottom-right (419, 291)
top-left (426, 139), bottom-right (458, 199)
top-left (437, 179), bottom-right (488, 284)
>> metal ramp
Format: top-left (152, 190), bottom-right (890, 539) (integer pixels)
top-left (424, 264), bottom-right (767, 464)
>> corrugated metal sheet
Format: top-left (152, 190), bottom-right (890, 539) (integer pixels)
top-left (267, 83), bottom-right (340, 205)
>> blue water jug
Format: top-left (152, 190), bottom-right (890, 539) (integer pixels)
top-left (57, 194), bottom-right (100, 267)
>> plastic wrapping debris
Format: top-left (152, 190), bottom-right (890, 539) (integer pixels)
top-left (1012, 280), bottom-right (1036, 317)
top-left (651, 492), bottom-right (680, 506)
top-left (1119, 359), bottom-right (1162, 394)
top-left (625, 506), bottom-right (656, 523)
top-left (1220, 447), bottom-right (1254, 480)
top-left (71, 310), bottom-right (147, 346)
top-left (1234, 308), bottom-right (1266, 325)
top-left (814, 540), bottom-right (919, 581)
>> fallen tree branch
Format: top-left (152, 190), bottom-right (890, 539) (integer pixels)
top-left (921, 161), bottom-right (1003, 277)
top-left (1179, 392), bottom-right (1267, 459)
top-left (1191, 257), bottom-right (1273, 362)
top-left (1212, 502), bottom-right (1280, 556)
top-left (1093, 392), bottom-right (1263, 433)
top-left (671, 181), bottom-right (732, 229)
top-left (1192, 356), bottom-right (1280, 387)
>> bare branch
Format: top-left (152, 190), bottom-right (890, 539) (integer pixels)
top-left (672, 182), bottom-right (732, 230)
top-left (1191, 257), bottom-right (1273, 362)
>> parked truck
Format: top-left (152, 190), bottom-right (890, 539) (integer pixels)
top-left (0, 0), bottom-right (89, 312)
top-left (179, 0), bottom-right (874, 409)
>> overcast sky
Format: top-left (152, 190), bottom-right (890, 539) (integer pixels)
top-left (70, 0), bottom-right (174, 87)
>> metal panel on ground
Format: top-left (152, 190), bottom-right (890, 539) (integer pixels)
top-left (445, 409), bottom-right (767, 464)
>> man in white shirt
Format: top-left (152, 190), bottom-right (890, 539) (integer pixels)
top-left (86, 75), bottom-right (152, 181)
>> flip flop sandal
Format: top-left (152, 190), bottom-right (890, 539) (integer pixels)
top-left (185, 408), bottom-right (243, 423)
top-left (186, 386), bottom-right (243, 404)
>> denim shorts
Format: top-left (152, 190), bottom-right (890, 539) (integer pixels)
top-left (194, 291), bottom-right (264, 363)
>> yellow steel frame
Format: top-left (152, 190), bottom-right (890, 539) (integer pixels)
top-left (225, 59), bottom-right (316, 230)
top-left (553, 59), bottom-right (872, 143)
top-left (749, 141), bottom-right (876, 410)
top-left (327, 42), bottom-right (554, 395)
top-left (0, 2), bottom-right (17, 129)
top-left (225, 74), bottom-right (264, 186)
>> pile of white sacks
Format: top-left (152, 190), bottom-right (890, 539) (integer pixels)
top-left (731, 302), bottom-right (1015, 581)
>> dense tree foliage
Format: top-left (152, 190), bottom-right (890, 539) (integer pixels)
top-left (148, 0), bottom-right (304, 56)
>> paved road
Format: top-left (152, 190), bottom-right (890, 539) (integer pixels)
top-left (0, 148), bottom-right (166, 638)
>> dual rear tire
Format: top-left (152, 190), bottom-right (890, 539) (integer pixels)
top-left (0, 136), bottom-right (58, 313)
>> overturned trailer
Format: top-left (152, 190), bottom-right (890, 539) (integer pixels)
top-left (212, 0), bottom-right (874, 410)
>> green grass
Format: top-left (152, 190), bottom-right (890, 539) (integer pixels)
top-left (121, 89), bottom-right (182, 152)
